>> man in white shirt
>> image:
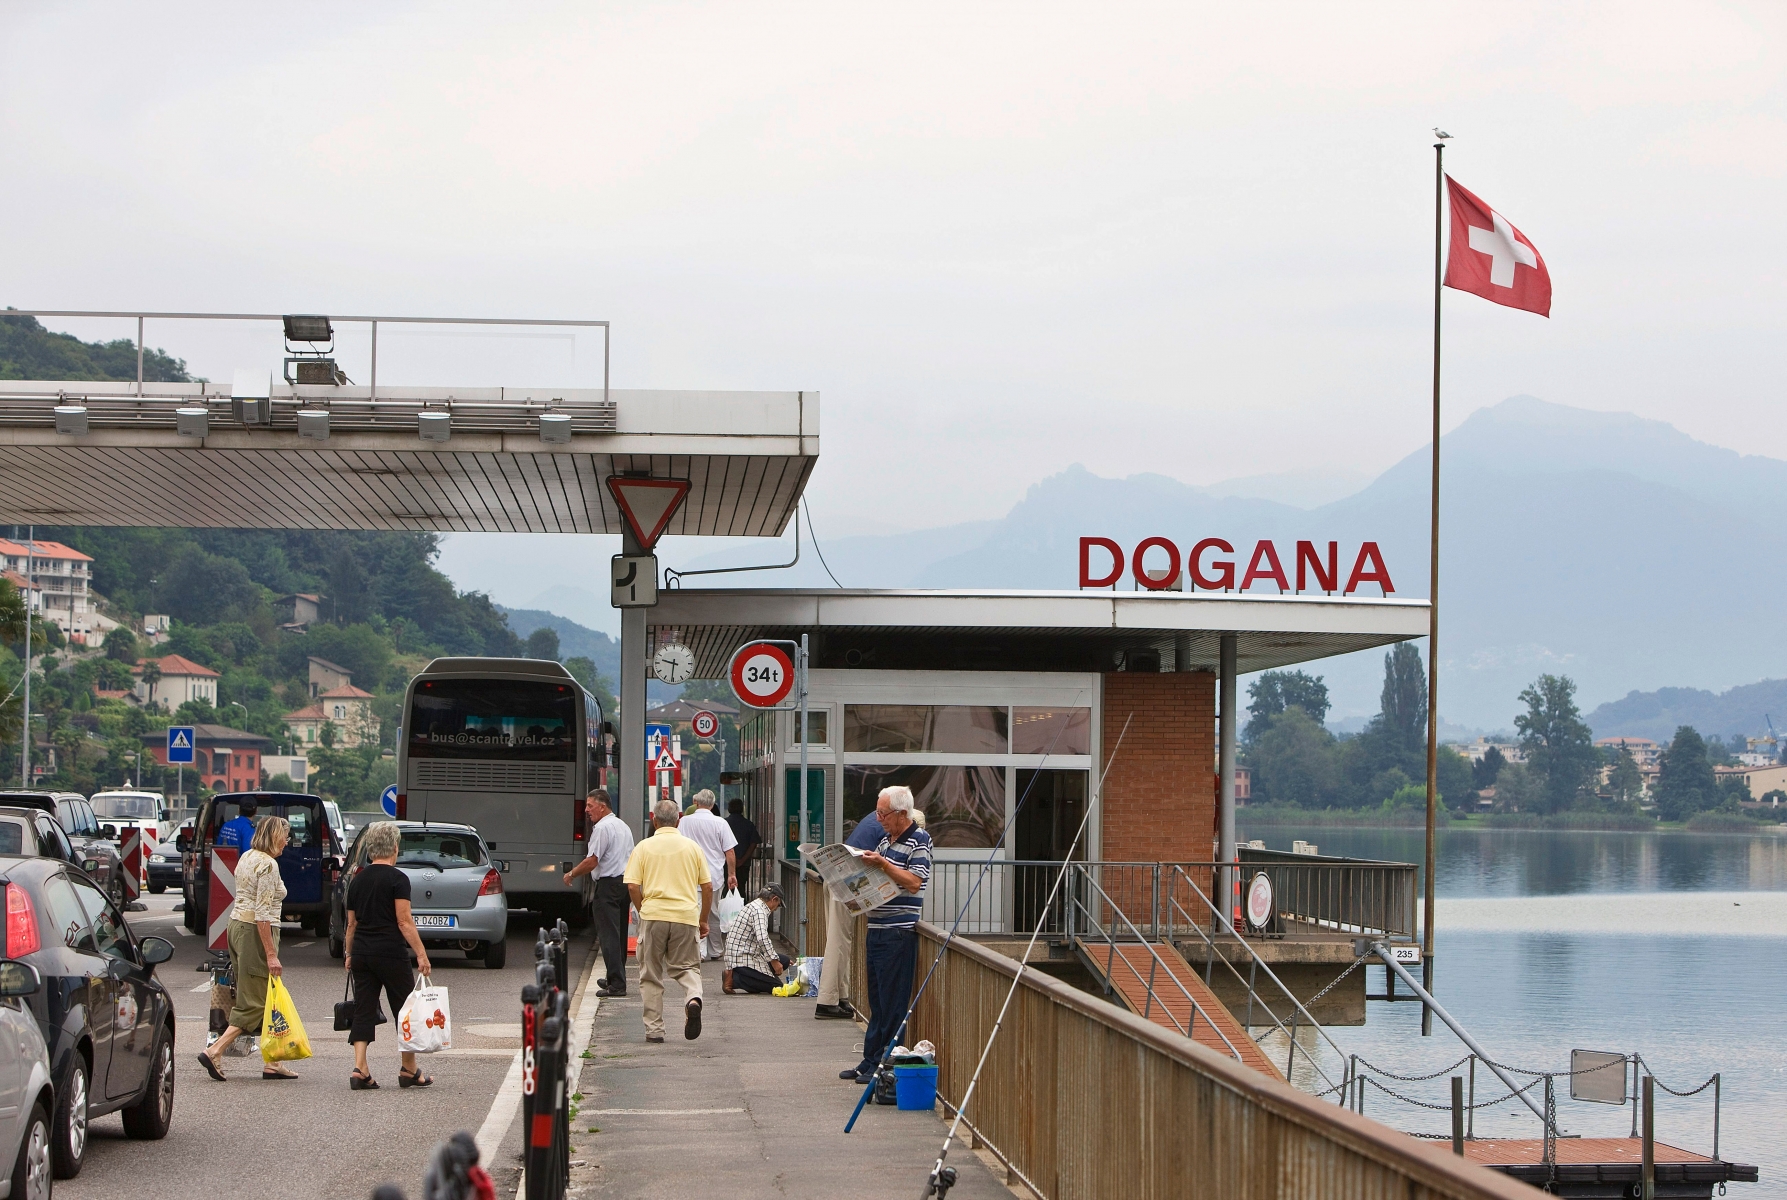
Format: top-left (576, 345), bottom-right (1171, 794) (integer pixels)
top-left (678, 789), bottom-right (738, 960)
top-left (564, 789), bottom-right (636, 997)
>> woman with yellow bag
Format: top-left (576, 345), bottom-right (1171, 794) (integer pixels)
top-left (198, 815), bottom-right (305, 1081)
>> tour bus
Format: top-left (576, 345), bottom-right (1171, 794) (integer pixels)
top-left (396, 657), bottom-right (609, 922)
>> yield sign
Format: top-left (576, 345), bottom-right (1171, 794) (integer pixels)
top-left (606, 477), bottom-right (691, 551)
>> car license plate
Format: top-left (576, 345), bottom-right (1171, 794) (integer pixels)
top-left (413, 915), bottom-right (456, 928)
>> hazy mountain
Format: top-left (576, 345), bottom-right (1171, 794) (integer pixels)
top-left (1586, 681), bottom-right (1787, 745)
top-left (497, 606), bottom-right (680, 701)
top-left (647, 396), bottom-right (1787, 728)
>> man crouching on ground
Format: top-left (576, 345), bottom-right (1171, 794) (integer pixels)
top-left (624, 798), bottom-right (713, 1043)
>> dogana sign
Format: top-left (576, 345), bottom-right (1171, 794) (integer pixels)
top-left (729, 640), bottom-right (797, 709)
top-left (1079, 536), bottom-right (1394, 595)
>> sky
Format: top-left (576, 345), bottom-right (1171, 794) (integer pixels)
top-left (4, 2), bottom-right (1785, 627)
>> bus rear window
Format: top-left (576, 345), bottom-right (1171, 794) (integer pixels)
top-left (408, 679), bottom-right (577, 761)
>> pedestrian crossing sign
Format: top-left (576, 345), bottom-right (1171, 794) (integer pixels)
top-left (167, 726), bottom-right (196, 764)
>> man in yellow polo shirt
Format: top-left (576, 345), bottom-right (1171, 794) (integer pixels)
top-left (624, 798), bottom-right (714, 1043)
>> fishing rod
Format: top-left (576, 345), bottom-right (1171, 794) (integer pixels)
top-left (918, 713), bottom-right (1133, 1197)
top-left (842, 705), bottom-right (1130, 1136)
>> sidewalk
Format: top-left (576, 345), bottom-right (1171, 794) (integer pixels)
top-left (569, 958), bottom-right (1014, 1199)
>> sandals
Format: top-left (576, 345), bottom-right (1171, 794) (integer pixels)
top-left (350, 1069), bottom-right (379, 1090)
top-left (197, 1053), bottom-right (226, 1082)
top-left (262, 1068), bottom-right (298, 1081)
top-left (398, 1068), bottom-right (433, 1089)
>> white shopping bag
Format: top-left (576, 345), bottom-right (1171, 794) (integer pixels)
top-left (715, 889), bottom-right (745, 933)
top-left (398, 978), bottom-right (451, 1053)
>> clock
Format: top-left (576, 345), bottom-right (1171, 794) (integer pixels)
top-left (652, 642), bottom-right (696, 685)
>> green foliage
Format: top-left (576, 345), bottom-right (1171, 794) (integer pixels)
top-left (1472, 745), bottom-right (1506, 790)
top-left (526, 627), bottom-right (561, 661)
top-left (277, 623), bottom-right (394, 691)
top-left (0, 312), bottom-right (193, 383)
top-left (1654, 726), bottom-right (1718, 822)
top-left (1374, 644), bottom-right (1427, 753)
top-left (1244, 671), bottom-right (1330, 742)
top-left (563, 656), bottom-right (618, 725)
top-left (1248, 707), bottom-right (1337, 806)
top-left (308, 744), bottom-right (396, 808)
top-left (1492, 761), bottom-right (1543, 811)
top-left (1515, 674), bottom-right (1599, 814)
top-left (1605, 749), bottom-right (1644, 808)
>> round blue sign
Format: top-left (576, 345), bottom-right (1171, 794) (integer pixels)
top-left (380, 785), bottom-right (399, 818)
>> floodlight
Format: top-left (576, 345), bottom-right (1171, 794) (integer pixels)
top-left (54, 405), bottom-right (88, 436)
top-left (297, 409), bottom-right (330, 441)
top-left (292, 359), bottom-right (346, 386)
top-left (539, 412), bottom-right (572, 445)
top-left (418, 411), bottom-right (451, 443)
top-left (283, 315), bottom-right (333, 343)
top-left (176, 406), bottom-right (209, 438)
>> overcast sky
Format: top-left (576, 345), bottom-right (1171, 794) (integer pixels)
top-left (4, 3), bottom-right (1784, 588)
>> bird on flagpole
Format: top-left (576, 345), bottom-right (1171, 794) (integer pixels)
top-left (1432, 127), bottom-right (1452, 140)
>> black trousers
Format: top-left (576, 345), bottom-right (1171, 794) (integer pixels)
top-left (856, 926), bottom-right (918, 1074)
top-left (593, 876), bottom-right (630, 991)
top-left (727, 964), bottom-right (784, 994)
top-left (350, 954), bottom-right (415, 1045)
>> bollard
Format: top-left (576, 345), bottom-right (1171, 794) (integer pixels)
top-left (1641, 1076), bottom-right (1655, 1200)
top-left (522, 925), bottom-right (574, 1200)
top-left (1450, 1076), bottom-right (1464, 1155)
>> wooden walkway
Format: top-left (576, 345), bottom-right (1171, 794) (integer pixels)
top-left (1076, 939), bottom-right (1282, 1079)
top-left (1460, 1138), bottom-right (1757, 1196)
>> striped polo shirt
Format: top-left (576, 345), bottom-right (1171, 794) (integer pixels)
top-left (866, 825), bottom-right (933, 931)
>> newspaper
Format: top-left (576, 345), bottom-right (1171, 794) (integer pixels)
top-left (798, 842), bottom-right (903, 916)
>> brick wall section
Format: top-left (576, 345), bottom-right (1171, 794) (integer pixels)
top-left (1099, 671), bottom-right (1218, 862)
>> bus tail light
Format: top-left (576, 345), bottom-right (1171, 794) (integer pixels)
top-left (478, 869), bottom-right (504, 897)
top-left (396, 793), bottom-right (407, 819)
top-left (6, 884), bottom-right (41, 957)
top-left (573, 796), bottom-right (587, 841)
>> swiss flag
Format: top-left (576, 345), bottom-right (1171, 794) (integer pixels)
top-left (1443, 177), bottom-right (1550, 317)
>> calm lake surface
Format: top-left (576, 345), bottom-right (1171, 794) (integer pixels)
top-left (1237, 825), bottom-right (1787, 1195)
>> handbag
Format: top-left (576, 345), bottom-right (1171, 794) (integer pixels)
top-left (334, 972), bottom-right (387, 1033)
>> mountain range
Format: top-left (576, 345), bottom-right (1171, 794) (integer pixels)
top-left (675, 396), bottom-right (1787, 730)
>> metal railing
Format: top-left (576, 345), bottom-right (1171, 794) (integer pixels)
top-left (905, 924), bottom-right (1538, 1200)
top-left (920, 856), bottom-right (1416, 942)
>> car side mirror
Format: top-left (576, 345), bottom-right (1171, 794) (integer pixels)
top-left (175, 832), bottom-right (192, 851)
top-left (160, 810), bottom-right (170, 821)
top-left (0, 961), bottom-right (42, 998)
top-left (100, 824), bottom-right (118, 839)
top-left (83, 860), bottom-right (99, 873)
top-left (139, 936), bottom-right (175, 966)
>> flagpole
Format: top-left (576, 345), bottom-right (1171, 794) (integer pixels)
top-left (1422, 140), bottom-right (1443, 1037)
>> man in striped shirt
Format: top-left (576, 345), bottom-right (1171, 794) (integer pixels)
top-left (842, 785), bottom-right (934, 1084)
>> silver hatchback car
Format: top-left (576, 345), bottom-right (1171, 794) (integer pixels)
top-left (330, 821), bottom-right (509, 969)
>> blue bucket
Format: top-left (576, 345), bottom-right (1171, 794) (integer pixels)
top-left (893, 1064), bottom-right (939, 1110)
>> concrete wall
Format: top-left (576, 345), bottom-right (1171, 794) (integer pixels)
top-left (1098, 670), bottom-right (1217, 863)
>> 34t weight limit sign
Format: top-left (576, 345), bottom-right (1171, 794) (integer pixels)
top-left (728, 640), bottom-right (796, 709)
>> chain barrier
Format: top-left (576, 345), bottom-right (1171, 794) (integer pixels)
top-left (1360, 1073), bottom-right (1542, 1114)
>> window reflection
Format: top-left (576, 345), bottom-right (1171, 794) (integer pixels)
top-left (844, 706), bottom-right (1009, 754)
top-left (1012, 707), bottom-right (1091, 756)
top-left (843, 765), bottom-right (1006, 849)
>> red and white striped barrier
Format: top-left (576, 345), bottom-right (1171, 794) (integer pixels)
top-left (119, 830), bottom-right (142, 903)
top-left (207, 847), bottom-right (239, 952)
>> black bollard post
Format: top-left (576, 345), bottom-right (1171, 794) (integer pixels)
top-left (1450, 1076), bottom-right (1464, 1155)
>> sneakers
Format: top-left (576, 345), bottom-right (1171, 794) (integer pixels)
top-left (839, 1067), bottom-right (870, 1082)
top-left (646, 1034), bottom-right (665, 1044)
top-left (814, 1003), bottom-right (853, 1020)
top-left (596, 982), bottom-right (626, 998)
top-left (684, 997), bottom-right (703, 1040)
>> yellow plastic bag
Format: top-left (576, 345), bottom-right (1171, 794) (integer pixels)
top-left (261, 977), bottom-right (312, 1063)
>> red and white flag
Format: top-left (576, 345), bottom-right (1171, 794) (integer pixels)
top-left (1443, 177), bottom-right (1550, 317)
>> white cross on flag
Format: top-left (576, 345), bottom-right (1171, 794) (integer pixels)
top-left (1443, 177), bottom-right (1550, 317)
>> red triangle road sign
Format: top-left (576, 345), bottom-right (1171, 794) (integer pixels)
top-left (606, 477), bottom-right (691, 550)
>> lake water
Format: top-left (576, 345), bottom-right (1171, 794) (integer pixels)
top-left (1237, 825), bottom-right (1787, 1195)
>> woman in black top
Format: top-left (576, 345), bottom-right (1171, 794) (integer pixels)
top-left (344, 821), bottom-right (435, 1090)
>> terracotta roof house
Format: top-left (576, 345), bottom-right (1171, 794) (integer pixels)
top-left (133, 654), bottom-right (220, 712)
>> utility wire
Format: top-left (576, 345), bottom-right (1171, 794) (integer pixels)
top-left (801, 497), bottom-right (844, 588)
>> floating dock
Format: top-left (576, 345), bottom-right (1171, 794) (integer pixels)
top-left (1460, 1137), bottom-right (1757, 1198)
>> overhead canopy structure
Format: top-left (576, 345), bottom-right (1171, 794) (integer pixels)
top-left (646, 588), bottom-right (1430, 677)
top-left (0, 381), bottom-right (816, 534)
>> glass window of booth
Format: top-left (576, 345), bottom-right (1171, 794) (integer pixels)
top-left (844, 705), bottom-right (1009, 754)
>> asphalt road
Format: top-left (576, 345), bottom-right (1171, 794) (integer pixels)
top-left (61, 891), bottom-right (598, 1200)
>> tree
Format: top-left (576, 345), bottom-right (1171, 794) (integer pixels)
top-left (1654, 726), bottom-right (1717, 822)
top-left (1244, 671), bottom-right (1330, 742)
top-left (104, 627), bottom-right (140, 663)
top-left (1248, 707), bottom-right (1338, 807)
top-left (1472, 745), bottom-right (1507, 790)
top-left (1514, 674), bottom-right (1598, 814)
top-left (1493, 762), bottom-right (1542, 811)
top-left (1605, 748), bottom-right (1644, 808)
top-left (563, 656), bottom-right (618, 723)
top-left (526, 627), bottom-right (561, 661)
top-left (1374, 644), bottom-right (1426, 753)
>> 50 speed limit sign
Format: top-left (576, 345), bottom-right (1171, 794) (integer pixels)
top-left (728, 640), bottom-right (797, 709)
top-left (690, 710), bottom-right (719, 739)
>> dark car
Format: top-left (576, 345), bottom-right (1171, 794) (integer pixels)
top-left (1, 854), bottom-right (177, 1179)
top-left (147, 819), bottom-right (191, 894)
top-left (181, 793), bottom-right (342, 936)
top-left (0, 792), bottom-right (127, 908)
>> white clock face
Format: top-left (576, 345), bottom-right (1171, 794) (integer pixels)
top-left (653, 643), bottom-right (695, 684)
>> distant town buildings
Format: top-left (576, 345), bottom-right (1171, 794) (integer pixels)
top-left (284, 656), bottom-right (381, 749)
top-left (0, 537), bottom-right (118, 646)
top-left (141, 724), bottom-right (270, 793)
top-left (277, 593), bottom-right (325, 632)
top-left (1445, 737), bottom-right (1526, 765)
top-left (1596, 736), bottom-right (1660, 769)
top-left (132, 654), bottom-right (220, 711)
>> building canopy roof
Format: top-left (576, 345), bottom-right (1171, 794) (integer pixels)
top-left (647, 589), bottom-right (1429, 679)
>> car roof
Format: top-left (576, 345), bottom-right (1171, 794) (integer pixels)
top-left (212, 791), bottom-right (324, 805)
top-left (382, 820), bottom-right (480, 834)
top-left (0, 792), bottom-right (56, 813)
top-left (0, 855), bottom-right (59, 882)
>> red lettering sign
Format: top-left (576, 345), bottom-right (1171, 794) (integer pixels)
top-left (1076, 538), bottom-right (1394, 596)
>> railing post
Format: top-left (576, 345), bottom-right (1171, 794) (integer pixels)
top-left (1151, 863), bottom-right (1160, 942)
top-left (1713, 1073), bottom-right (1721, 1162)
top-left (1468, 1055), bottom-right (1476, 1140)
top-left (1451, 1076), bottom-right (1465, 1155)
top-left (1642, 1075), bottom-right (1655, 1200)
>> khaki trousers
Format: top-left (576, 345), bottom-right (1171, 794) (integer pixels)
top-left (638, 919), bottom-right (703, 1037)
top-left (817, 896), bottom-right (856, 1006)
